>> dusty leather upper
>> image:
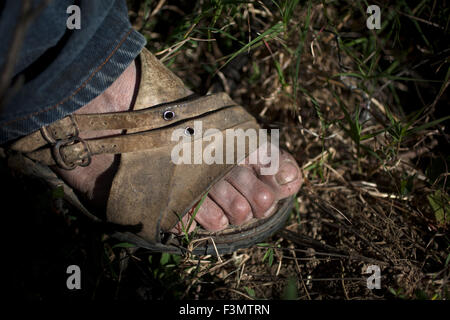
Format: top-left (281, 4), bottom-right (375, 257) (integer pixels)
top-left (10, 48), bottom-right (262, 244)
top-left (106, 49), bottom-right (260, 243)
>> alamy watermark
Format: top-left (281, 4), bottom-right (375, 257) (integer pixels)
top-left (66, 5), bottom-right (81, 30)
top-left (366, 5), bottom-right (381, 30)
top-left (66, 265), bottom-right (81, 290)
top-left (365, 265), bottom-right (381, 289)
top-left (170, 121), bottom-right (280, 175)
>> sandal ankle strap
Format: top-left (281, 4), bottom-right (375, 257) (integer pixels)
top-left (11, 93), bottom-right (243, 169)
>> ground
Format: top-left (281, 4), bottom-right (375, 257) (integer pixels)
top-left (2, 0), bottom-right (449, 300)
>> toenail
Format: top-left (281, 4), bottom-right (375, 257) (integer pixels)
top-left (262, 203), bottom-right (277, 218)
top-left (219, 215), bottom-right (229, 227)
top-left (243, 211), bottom-right (253, 223)
top-left (275, 162), bottom-right (299, 185)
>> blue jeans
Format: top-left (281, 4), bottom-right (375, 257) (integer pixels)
top-left (0, 0), bottom-right (146, 143)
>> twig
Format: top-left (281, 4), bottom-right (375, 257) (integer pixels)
top-left (290, 248), bottom-right (311, 300)
top-left (156, 37), bottom-right (216, 63)
top-left (340, 260), bottom-right (350, 300)
top-left (150, 0), bottom-right (166, 17)
top-left (213, 287), bottom-right (255, 300)
top-left (278, 230), bottom-right (388, 266)
top-left (397, 10), bottom-right (444, 29)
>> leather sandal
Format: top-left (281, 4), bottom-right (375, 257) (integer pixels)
top-left (5, 48), bottom-right (294, 255)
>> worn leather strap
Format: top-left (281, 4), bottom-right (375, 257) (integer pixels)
top-left (11, 92), bottom-right (235, 153)
top-left (22, 105), bottom-right (252, 168)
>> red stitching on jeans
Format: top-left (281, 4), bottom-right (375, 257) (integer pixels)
top-left (3, 28), bottom-right (134, 127)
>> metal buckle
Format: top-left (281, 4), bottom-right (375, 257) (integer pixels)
top-left (52, 136), bottom-right (92, 170)
top-left (40, 126), bottom-right (56, 144)
top-left (40, 114), bottom-right (79, 143)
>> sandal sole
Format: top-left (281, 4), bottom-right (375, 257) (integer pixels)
top-left (112, 196), bottom-right (295, 255)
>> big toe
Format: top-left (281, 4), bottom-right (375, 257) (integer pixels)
top-left (172, 149), bottom-right (302, 234)
top-left (225, 166), bottom-right (277, 218)
top-left (257, 150), bottom-right (303, 199)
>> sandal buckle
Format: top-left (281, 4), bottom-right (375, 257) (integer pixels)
top-left (52, 136), bottom-right (91, 170)
top-left (41, 114), bottom-right (80, 143)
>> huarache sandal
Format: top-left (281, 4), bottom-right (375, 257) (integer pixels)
top-left (6, 48), bottom-right (294, 255)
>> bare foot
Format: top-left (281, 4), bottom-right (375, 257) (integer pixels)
top-left (54, 60), bottom-right (303, 233)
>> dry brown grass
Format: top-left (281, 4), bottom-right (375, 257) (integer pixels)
top-left (2, 0), bottom-right (448, 300)
top-left (123, 0), bottom-right (449, 300)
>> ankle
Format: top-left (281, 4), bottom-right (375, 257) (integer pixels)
top-left (74, 60), bottom-right (138, 140)
top-left (52, 60), bottom-right (138, 208)
top-left (76, 60), bottom-right (137, 115)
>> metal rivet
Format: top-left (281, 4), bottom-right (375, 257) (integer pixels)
top-left (184, 127), bottom-right (195, 136)
top-left (163, 110), bottom-right (175, 121)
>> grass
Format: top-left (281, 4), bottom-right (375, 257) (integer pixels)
top-left (2, 0), bottom-right (449, 300)
top-left (126, 0), bottom-right (450, 300)
top-left (176, 190), bottom-right (209, 248)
